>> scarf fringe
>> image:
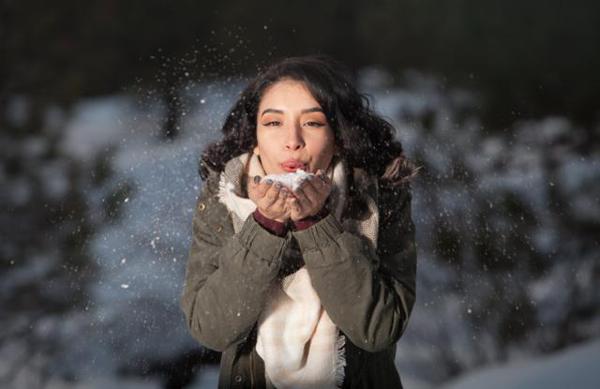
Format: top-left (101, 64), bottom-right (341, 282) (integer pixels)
top-left (334, 332), bottom-right (347, 388)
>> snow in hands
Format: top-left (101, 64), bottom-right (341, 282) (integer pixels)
top-left (262, 169), bottom-right (314, 191)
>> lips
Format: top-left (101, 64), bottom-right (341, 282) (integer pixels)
top-left (281, 159), bottom-right (307, 172)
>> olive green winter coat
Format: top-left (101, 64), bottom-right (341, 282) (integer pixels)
top-left (180, 157), bottom-right (417, 389)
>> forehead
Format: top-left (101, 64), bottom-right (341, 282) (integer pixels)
top-left (259, 79), bottom-right (320, 109)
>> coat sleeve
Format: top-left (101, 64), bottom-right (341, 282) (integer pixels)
top-left (291, 181), bottom-right (417, 353)
top-left (180, 171), bottom-right (289, 352)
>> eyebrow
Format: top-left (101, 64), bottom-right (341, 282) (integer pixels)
top-left (260, 107), bottom-right (324, 117)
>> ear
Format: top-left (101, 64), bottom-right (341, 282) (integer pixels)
top-left (253, 145), bottom-right (260, 155)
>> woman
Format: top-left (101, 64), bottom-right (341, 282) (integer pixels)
top-left (180, 55), bottom-right (420, 389)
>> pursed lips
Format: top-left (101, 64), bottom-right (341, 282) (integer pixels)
top-left (281, 159), bottom-right (308, 172)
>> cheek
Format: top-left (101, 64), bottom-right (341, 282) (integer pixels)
top-left (314, 131), bottom-right (335, 154)
top-left (255, 131), bottom-right (281, 164)
top-left (256, 130), bottom-right (276, 152)
top-left (308, 133), bottom-right (335, 166)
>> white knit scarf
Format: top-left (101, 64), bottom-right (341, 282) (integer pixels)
top-left (216, 152), bottom-right (379, 389)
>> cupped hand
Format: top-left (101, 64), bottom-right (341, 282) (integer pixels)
top-left (247, 176), bottom-right (291, 223)
top-left (286, 169), bottom-right (332, 222)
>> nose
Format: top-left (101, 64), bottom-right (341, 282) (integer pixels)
top-left (285, 124), bottom-right (304, 151)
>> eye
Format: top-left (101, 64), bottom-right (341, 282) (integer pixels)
top-left (305, 121), bottom-right (325, 127)
top-left (264, 121), bottom-right (281, 127)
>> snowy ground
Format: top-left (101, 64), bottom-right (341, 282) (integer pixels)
top-left (439, 338), bottom-right (600, 389)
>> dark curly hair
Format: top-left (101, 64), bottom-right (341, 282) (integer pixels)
top-left (199, 54), bottom-right (420, 187)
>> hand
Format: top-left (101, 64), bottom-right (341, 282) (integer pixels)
top-left (247, 175), bottom-right (291, 223)
top-left (286, 169), bottom-right (332, 222)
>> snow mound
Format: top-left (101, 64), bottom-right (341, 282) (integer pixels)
top-left (440, 339), bottom-right (600, 389)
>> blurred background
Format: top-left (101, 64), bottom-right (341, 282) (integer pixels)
top-left (1, 0), bottom-right (599, 388)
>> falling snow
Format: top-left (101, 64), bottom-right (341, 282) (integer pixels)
top-left (3, 66), bottom-right (598, 388)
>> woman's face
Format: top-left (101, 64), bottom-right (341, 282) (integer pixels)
top-left (254, 79), bottom-right (336, 175)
